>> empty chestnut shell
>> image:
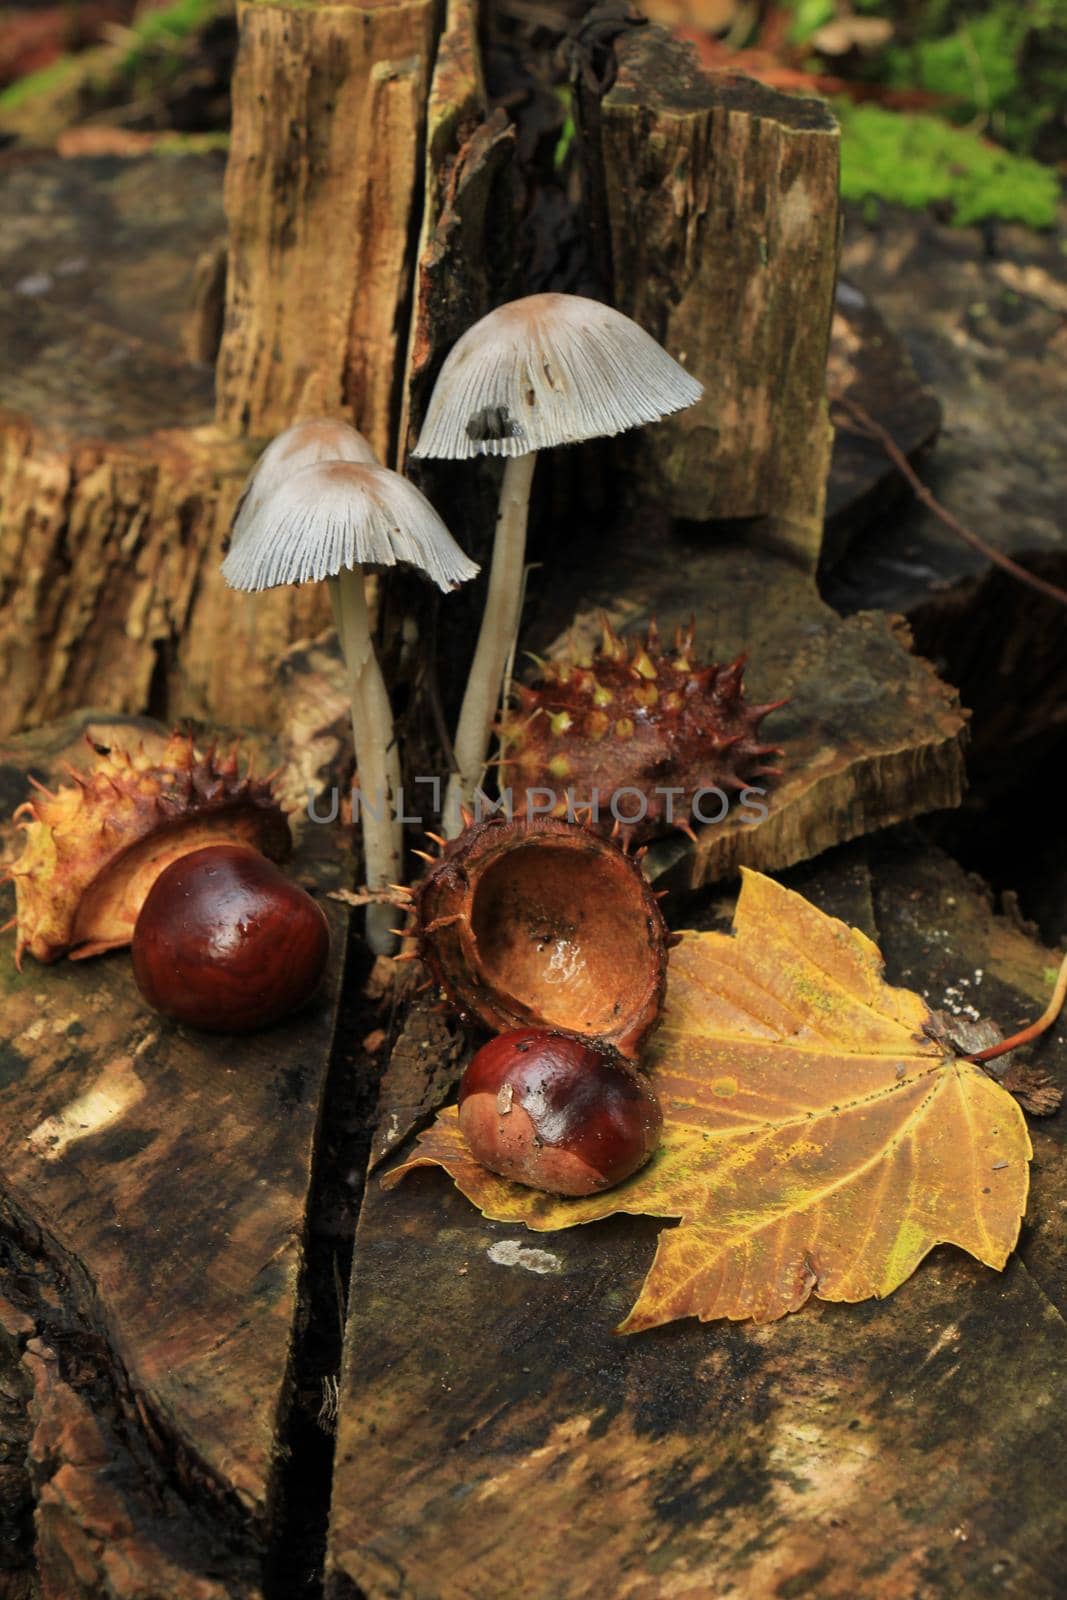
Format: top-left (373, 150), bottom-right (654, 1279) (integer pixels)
top-left (458, 1029), bottom-right (663, 1196)
top-left (131, 844), bottom-right (330, 1032)
top-left (412, 815), bottom-right (671, 1058)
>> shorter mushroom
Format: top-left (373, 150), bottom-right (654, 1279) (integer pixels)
top-left (229, 418), bottom-right (379, 553)
top-left (412, 294), bottom-right (703, 832)
top-left (222, 442), bottom-right (478, 954)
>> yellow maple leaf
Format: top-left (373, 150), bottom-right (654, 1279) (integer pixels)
top-left (383, 870), bottom-right (1031, 1331)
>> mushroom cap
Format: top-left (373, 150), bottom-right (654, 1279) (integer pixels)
top-left (221, 459), bottom-right (479, 593)
top-left (230, 418), bottom-right (379, 549)
top-left (411, 292), bottom-right (703, 460)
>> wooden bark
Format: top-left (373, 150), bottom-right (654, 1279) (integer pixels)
top-left (521, 523), bottom-right (966, 895)
top-left (0, 1300), bottom-right (35, 1600)
top-left (214, 0), bottom-right (440, 460)
top-left (0, 14), bottom-right (857, 745)
top-left (0, 687), bottom-right (353, 1597)
top-left (0, 149), bottom-right (333, 740)
top-left (398, 0), bottom-right (511, 455)
top-left (582, 27), bottom-right (840, 569)
top-left (327, 839), bottom-right (1067, 1599)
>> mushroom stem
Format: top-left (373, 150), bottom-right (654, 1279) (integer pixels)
top-left (329, 569), bottom-right (403, 954)
top-left (444, 452), bottom-right (537, 836)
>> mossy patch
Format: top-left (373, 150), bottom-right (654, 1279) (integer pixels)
top-left (0, 0), bottom-right (221, 118)
top-left (836, 101), bottom-right (1061, 229)
top-left (0, 52), bottom-right (87, 114)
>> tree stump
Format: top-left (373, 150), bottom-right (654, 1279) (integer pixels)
top-left (579, 26), bottom-right (841, 566)
top-left (327, 837), bottom-right (1067, 1599)
top-left (0, 683), bottom-right (353, 1598)
top-left (0, 9), bottom-right (848, 740)
top-left (214, 0), bottom-right (439, 460)
top-left (0, 148), bottom-right (329, 740)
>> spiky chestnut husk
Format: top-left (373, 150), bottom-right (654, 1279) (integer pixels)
top-left (407, 813), bottom-right (674, 1059)
top-left (3, 732), bottom-right (291, 966)
top-left (499, 618), bottom-right (786, 846)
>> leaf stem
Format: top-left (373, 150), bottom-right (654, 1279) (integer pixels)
top-left (967, 949), bottom-right (1067, 1063)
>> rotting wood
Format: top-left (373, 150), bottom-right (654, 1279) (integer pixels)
top-left (0, 687), bottom-right (355, 1596)
top-left (581, 25), bottom-right (841, 569)
top-left (0, 149), bottom-right (335, 740)
top-left (521, 528), bottom-right (966, 894)
top-left (398, 0), bottom-right (513, 456)
top-left (214, 0), bottom-right (440, 460)
top-left (0, 24), bottom-right (883, 750)
top-left (23, 1337), bottom-right (249, 1600)
top-left (0, 1300), bottom-right (35, 1600)
top-left (326, 839), bottom-right (1067, 1600)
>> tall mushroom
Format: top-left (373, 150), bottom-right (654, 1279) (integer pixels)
top-left (411, 293), bottom-right (703, 834)
top-left (222, 434), bottom-right (478, 954)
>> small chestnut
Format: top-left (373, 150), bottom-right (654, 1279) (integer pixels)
top-left (131, 844), bottom-right (330, 1032)
top-left (458, 1029), bottom-right (662, 1197)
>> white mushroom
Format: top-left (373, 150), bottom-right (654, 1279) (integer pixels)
top-left (230, 417), bottom-right (379, 551)
top-left (222, 442), bottom-right (478, 954)
top-left (412, 293), bottom-right (703, 834)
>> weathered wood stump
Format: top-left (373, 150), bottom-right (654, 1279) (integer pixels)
top-left (215, 0), bottom-right (439, 460)
top-left (327, 837), bottom-right (1067, 1599)
top-left (0, 685), bottom-right (354, 1598)
top-left (0, 6), bottom-right (849, 742)
top-left (517, 523), bottom-right (966, 894)
top-left (0, 148), bottom-right (327, 740)
top-left (581, 27), bottom-right (841, 567)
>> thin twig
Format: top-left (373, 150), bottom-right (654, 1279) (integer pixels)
top-left (967, 949), bottom-right (1067, 1064)
top-left (830, 392), bottom-right (1067, 609)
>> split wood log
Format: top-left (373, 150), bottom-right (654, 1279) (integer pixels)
top-left (578, 25), bottom-right (841, 568)
top-left (0, 7), bottom-right (851, 743)
top-left (214, 0), bottom-right (439, 460)
top-left (326, 839), bottom-right (1067, 1599)
top-left (0, 148), bottom-right (334, 740)
top-left (521, 526), bottom-right (966, 894)
top-left (0, 692), bottom-right (353, 1599)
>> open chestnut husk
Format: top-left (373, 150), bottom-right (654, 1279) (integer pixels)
top-left (131, 844), bottom-right (329, 1032)
top-left (459, 1029), bottom-right (663, 1196)
top-left (411, 814), bottom-right (672, 1058)
top-left (5, 732), bottom-right (290, 965)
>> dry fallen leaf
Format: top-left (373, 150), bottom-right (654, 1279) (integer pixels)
top-left (384, 870), bottom-right (1031, 1331)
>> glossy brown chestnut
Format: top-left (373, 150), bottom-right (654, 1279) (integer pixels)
top-left (458, 1029), bottom-right (662, 1196)
top-left (131, 844), bottom-right (330, 1032)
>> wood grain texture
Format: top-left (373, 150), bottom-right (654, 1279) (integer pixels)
top-left (327, 840), bottom-right (1067, 1599)
top-left (524, 530), bottom-right (966, 894)
top-left (397, 0), bottom-right (510, 457)
top-left (0, 708), bottom-right (352, 1582)
top-left (0, 151), bottom-right (332, 739)
top-left (588, 27), bottom-right (841, 568)
top-left (214, 0), bottom-right (439, 456)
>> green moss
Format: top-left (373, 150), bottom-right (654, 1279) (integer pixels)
top-left (836, 100), bottom-right (1060, 228)
top-left (0, 51), bottom-right (87, 113)
top-left (885, 10), bottom-right (1027, 111)
top-left (787, 0), bottom-right (836, 43)
top-left (0, 0), bottom-right (220, 117)
top-left (119, 0), bottom-right (219, 73)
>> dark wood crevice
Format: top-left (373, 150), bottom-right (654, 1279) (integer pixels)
top-left (261, 929), bottom-right (381, 1600)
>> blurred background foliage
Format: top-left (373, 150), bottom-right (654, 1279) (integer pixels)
top-left (644, 0), bottom-right (1065, 225)
top-left (0, 0), bottom-right (1063, 226)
